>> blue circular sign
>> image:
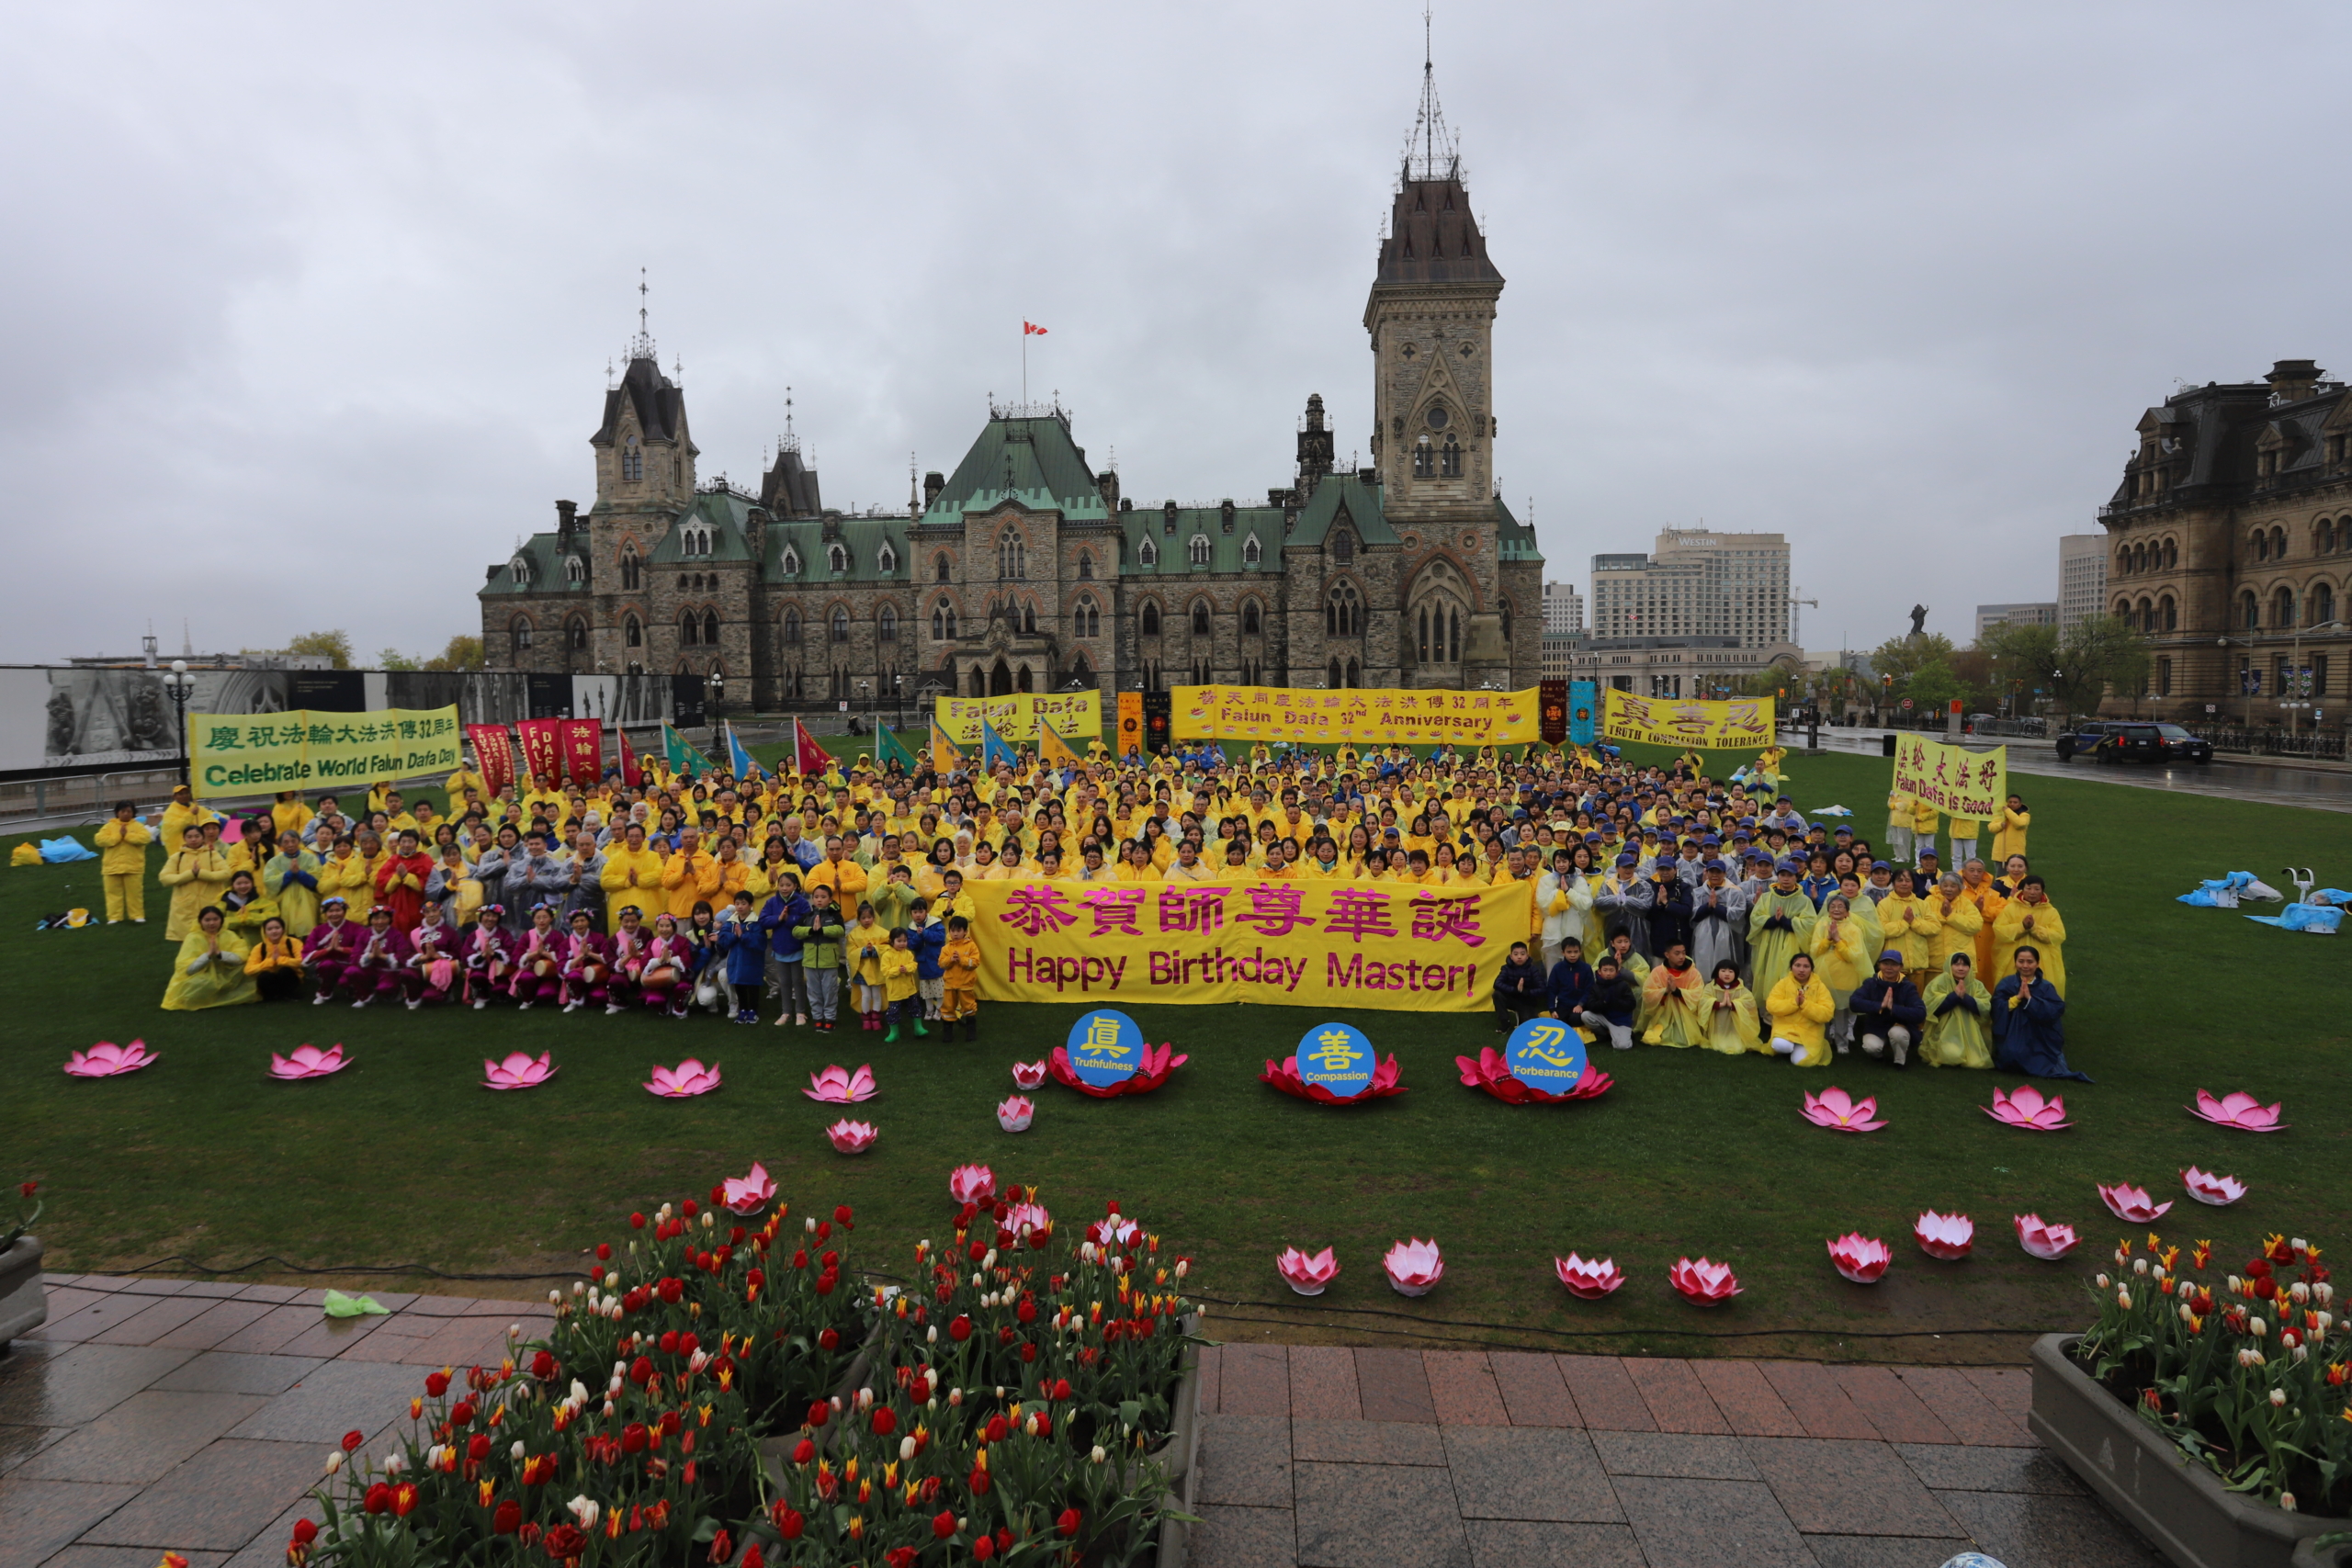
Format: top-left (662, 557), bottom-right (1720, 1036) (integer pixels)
top-left (1066, 1010), bottom-right (1146, 1089)
top-left (1506, 1016), bottom-right (1589, 1093)
top-left (1296, 1021), bottom-right (1375, 1099)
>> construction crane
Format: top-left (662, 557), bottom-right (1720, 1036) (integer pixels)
top-left (1788, 589), bottom-right (1820, 647)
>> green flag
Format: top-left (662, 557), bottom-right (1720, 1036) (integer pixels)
top-left (662, 721), bottom-right (716, 777)
top-left (876, 724), bottom-right (919, 772)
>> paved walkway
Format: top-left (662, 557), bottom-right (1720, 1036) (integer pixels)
top-left (2, 1278), bottom-right (2160, 1568)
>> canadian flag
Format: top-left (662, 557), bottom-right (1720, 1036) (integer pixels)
top-left (1023, 321), bottom-right (1048, 336)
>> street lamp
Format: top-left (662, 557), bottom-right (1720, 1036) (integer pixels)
top-left (706, 668), bottom-right (724, 750)
top-left (2215, 637), bottom-right (2253, 728)
top-left (161, 659), bottom-right (195, 787)
top-left (2281, 618), bottom-right (2344, 738)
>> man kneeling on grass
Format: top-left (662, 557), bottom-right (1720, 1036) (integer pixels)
top-left (1850, 950), bottom-right (1927, 1067)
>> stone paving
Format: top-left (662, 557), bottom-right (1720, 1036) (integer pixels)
top-left (2, 1276), bottom-right (2163, 1568)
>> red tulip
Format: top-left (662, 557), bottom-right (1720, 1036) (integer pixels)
top-left (468, 1433), bottom-right (492, 1461)
top-left (363, 1483), bottom-right (391, 1515)
top-left (630, 1212), bottom-right (646, 1229)
top-left (1058, 1506), bottom-right (1082, 1538)
top-left (972, 1538), bottom-right (996, 1562)
top-left (595, 1243), bottom-right (612, 1260)
top-left (835, 1204), bottom-right (855, 1229)
top-left (806, 1401), bottom-right (831, 1428)
top-left (772, 1504), bottom-right (805, 1540)
top-left (682, 1199), bottom-right (699, 1218)
top-left (542, 1523), bottom-right (587, 1561)
top-left (791, 1438), bottom-right (815, 1464)
top-left (492, 1500), bottom-right (522, 1536)
top-left (341, 1430), bottom-right (364, 1452)
top-left (290, 1520), bottom-right (318, 1547)
top-left (622, 1422), bottom-right (648, 1453)
top-left (424, 1371), bottom-right (450, 1398)
top-left (390, 1483), bottom-right (417, 1518)
top-left (933, 1510), bottom-right (957, 1540)
top-left (950, 1314), bottom-right (972, 1341)
top-left (871, 1407), bottom-right (897, 1437)
top-left (17, 1181), bottom-right (34, 1197)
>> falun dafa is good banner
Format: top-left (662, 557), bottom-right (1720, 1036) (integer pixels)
top-left (188, 706), bottom-right (463, 799)
top-left (966, 874), bottom-right (1532, 1013)
top-left (1891, 735), bottom-right (2008, 821)
top-left (1170, 684), bottom-right (1541, 747)
top-left (1600, 690), bottom-right (1776, 750)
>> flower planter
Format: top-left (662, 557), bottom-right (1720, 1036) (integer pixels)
top-left (2030, 1333), bottom-right (2337, 1568)
top-left (1148, 1314), bottom-right (1204, 1568)
top-left (0, 1236), bottom-right (46, 1348)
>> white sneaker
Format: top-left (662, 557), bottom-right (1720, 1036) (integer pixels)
top-left (473, 998), bottom-right (487, 1010)
top-left (605, 1003), bottom-right (626, 1015)
top-left (563, 1000), bottom-right (582, 1014)
top-left (405, 998), bottom-right (422, 1011)
top-left (313, 994), bottom-right (330, 1006)
top-left (352, 998), bottom-right (368, 1010)
top-left (517, 1001), bottom-right (532, 1011)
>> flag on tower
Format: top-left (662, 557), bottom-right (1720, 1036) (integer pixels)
top-left (1023, 321), bottom-right (1047, 335)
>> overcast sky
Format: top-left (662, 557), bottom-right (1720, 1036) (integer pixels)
top-left (7, 1), bottom-right (2347, 665)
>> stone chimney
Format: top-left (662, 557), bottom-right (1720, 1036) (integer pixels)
top-left (555, 499), bottom-right (578, 538)
top-left (2267, 360), bottom-right (2324, 402)
top-left (923, 470), bottom-right (945, 512)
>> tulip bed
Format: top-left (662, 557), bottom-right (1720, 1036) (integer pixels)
top-left (6, 741), bottom-right (2352, 1357)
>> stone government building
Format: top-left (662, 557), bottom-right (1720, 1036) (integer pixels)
top-left (2100, 358), bottom-right (2352, 718)
top-left (480, 69), bottom-right (1544, 716)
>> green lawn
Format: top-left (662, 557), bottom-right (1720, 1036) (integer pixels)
top-left (8, 741), bottom-right (2346, 1362)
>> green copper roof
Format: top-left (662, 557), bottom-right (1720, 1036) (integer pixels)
top-left (1284, 474), bottom-right (1396, 548)
top-left (1118, 503), bottom-right (1284, 574)
top-left (1492, 494), bottom-right (1545, 563)
top-left (762, 517), bottom-right (913, 585)
top-left (479, 532), bottom-right (589, 597)
top-left (923, 412), bottom-right (1109, 523)
top-left (645, 490), bottom-right (758, 566)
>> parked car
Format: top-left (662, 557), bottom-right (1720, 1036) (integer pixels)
top-left (2059, 720), bottom-right (2213, 763)
top-left (2052, 721), bottom-right (2116, 761)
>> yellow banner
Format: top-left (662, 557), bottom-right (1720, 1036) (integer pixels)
top-left (934, 693), bottom-right (1102, 744)
top-left (967, 874), bottom-right (1531, 1012)
top-left (1600, 690), bottom-right (1775, 750)
top-left (188, 706), bottom-right (463, 800)
top-left (1892, 735), bottom-right (2007, 820)
top-left (1170, 684), bottom-right (1540, 747)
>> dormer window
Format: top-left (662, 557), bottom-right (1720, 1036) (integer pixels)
top-left (1331, 530), bottom-right (1354, 566)
top-left (564, 554), bottom-right (586, 584)
top-left (830, 544), bottom-right (849, 573)
top-left (877, 542), bottom-right (897, 573)
top-left (1188, 534), bottom-right (1212, 567)
top-left (679, 525), bottom-right (712, 558)
top-left (622, 435), bottom-right (643, 482)
top-left (782, 547), bottom-right (800, 576)
top-left (510, 556), bottom-right (531, 585)
top-left (1138, 537), bottom-right (1158, 567)
top-left (1242, 535), bottom-right (1261, 566)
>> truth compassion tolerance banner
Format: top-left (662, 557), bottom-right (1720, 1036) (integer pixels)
top-left (933, 693), bottom-right (1102, 744)
top-left (966, 874), bottom-right (1530, 1013)
top-left (1170, 684), bottom-right (1541, 748)
top-left (187, 706), bottom-right (462, 799)
top-left (1892, 735), bottom-right (2008, 820)
top-left (1600, 690), bottom-right (1776, 750)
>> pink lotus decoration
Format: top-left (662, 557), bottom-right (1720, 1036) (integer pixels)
top-left (1983, 1084), bottom-right (2071, 1131)
top-left (2098, 1181), bottom-right (2173, 1224)
top-left (65, 1039), bottom-right (157, 1077)
top-left (804, 1064), bottom-right (877, 1104)
top-left (2189, 1089), bottom-right (2286, 1134)
top-left (1004, 1201), bottom-right (1052, 1244)
top-left (645, 1059), bottom-right (722, 1099)
top-left (720, 1162), bottom-right (776, 1215)
top-left (948, 1164), bottom-right (995, 1206)
top-left (1826, 1233), bottom-right (1891, 1284)
top-left (1453, 1047), bottom-right (1613, 1105)
top-left (1277, 1247), bottom-right (1340, 1296)
top-left (2015, 1213), bottom-right (2079, 1260)
top-left (267, 1043), bottom-right (348, 1080)
top-left (482, 1051), bottom-right (557, 1091)
top-left (1010, 1060), bottom-right (1048, 1090)
top-left (996, 1095), bottom-right (1035, 1133)
top-left (1554, 1253), bottom-right (1625, 1300)
top-left (825, 1119), bottom-right (877, 1155)
top-left (2181, 1167), bottom-right (2247, 1207)
top-left (1047, 1042), bottom-right (1187, 1099)
top-left (1914, 1212), bottom-right (1974, 1260)
top-left (1383, 1238), bottom-right (1444, 1298)
top-left (1800, 1086), bottom-right (1886, 1134)
top-left (1087, 1213), bottom-right (1142, 1250)
top-left (1668, 1257), bottom-right (1742, 1305)
top-left (1261, 1053), bottom-right (1408, 1104)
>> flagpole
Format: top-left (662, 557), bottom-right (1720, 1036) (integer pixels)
top-left (1021, 325), bottom-right (1027, 405)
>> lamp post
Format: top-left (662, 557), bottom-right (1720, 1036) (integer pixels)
top-left (162, 659), bottom-right (195, 787)
top-left (2281, 619), bottom-right (2344, 738)
top-left (2215, 637), bottom-right (2253, 728)
top-left (707, 669), bottom-right (724, 750)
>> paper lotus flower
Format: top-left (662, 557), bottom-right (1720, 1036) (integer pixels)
top-left (644, 1059), bottom-right (722, 1099)
top-left (1087, 1212), bottom-right (1142, 1250)
top-left (1277, 1247), bottom-right (1340, 1296)
top-left (1914, 1212), bottom-right (1974, 1260)
top-left (65, 1039), bottom-right (156, 1077)
top-left (1046, 1041), bottom-right (1187, 1098)
top-left (2181, 1167), bottom-right (2247, 1207)
top-left (1983, 1084), bottom-right (2071, 1131)
top-left (2188, 1089), bottom-right (2286, 1133)
top-left (719, 1162), bottom-right (775, 1215)
top-left (1261, 1052), bottom-right (1407, 1104)
top-left (1453, 1047), bottom-right (1612, 1105)
top-left (267, 1043), bottom-right (348, 1080)
top-left (825, 1119), bottom-right (877, 1155)
top-left (1010, 1060), bottom-right (1048, 1090)
top-left (1800, 1086), bottom-right (1886, 1134)
top-left (996, 1095), bottom-right (1035, 1133)
top-left (1668, 1257), bottom-right (1742, 1304)
top-left (1383, 1238), bottom-right (1444, 1297)
top-left (804, 1064), bottom-right (877, 1104)
top-left (2014, 1213), bottom-right (2079, 1260)
top-left (481, 1051), bottom-right (556, 1091)
top-left (1826, 1233), bottom-right (1891, 1284)
top-left (2097, 1181), bottom-right (2173, 1224)
top-left (948, 1165), bottom-right (995, 1206)
top-left (1004, 1201), bottom-right (1052, 1244)
top-left (1555, 1253), bottom-right (1625, 1300)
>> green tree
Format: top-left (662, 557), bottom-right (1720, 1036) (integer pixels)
top-left (2052, 615), bottom-right (2152, 715)
top-left (1905, 658), bottom-right (1965, 714)
top-left (1866, 633), bottom-right (1957, 694)
top-left (286, 629), bottom-right (353, 669)
top-left (1978, 621), bottom-right (2063, 710)
top-left (378, 648), bottom-right (421, 672)
top-left (424, 635), bottom-right (485, 672)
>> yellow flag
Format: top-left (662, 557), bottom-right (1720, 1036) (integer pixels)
top-left (931, 718), bottom-right (966, 774)
top-left (1038, 721), bottom-right (1079, 765)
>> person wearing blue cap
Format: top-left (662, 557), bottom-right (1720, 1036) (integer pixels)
top-left (1747, 856), bottom-right (1816, 1002)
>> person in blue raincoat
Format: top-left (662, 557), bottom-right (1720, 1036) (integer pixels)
top-left (1990, 944), bottom-right (2086, 1081)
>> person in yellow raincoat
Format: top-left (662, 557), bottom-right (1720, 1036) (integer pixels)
top-left (243, 913), bottom-right (308, 1002)
top-left (879, 928), bottom-right (923, 1042)
top-left (1805, 894), bottom-right (1870, 1054)
top-left (938, 916), bottom-right (981, 1041)
top-left (1639, 941), bottom-right (1708, 1046)
top-left (1990, 874), bottom-right (2064, 990)
top-left (159, 784), bottom-right (218, 852)
top-left (269, 791), bottom-right (314, 842)
top-left (162, 906), bottom-right (257, 1010)
top-left (1919, 952), bottom-right (1994, 1068)
top-left (94, 800), bottom-right (155, 923)
top-left (1908, 793), bottom-right (1942, 867)
top-left (1700, 960), bottom-right (1764, 1055)
top-left (1876, 868), bottom-right (1941, 987)
top-left (1925, 873), bottom-right (1984, 976)
top-left (845, 902), bottom-right (890, 1031)
top-left (1884, 789), bottom-right (1913, 866)
top-left (1990, 794), bottom-right (2030, 862)
top-left (158, 825), bottom-right (232, 942)
top-left (1959, 859), bottom-right (2006, 977)
top-left (599, 822), bottom-right (666, 931)
top-left (1765, 952), bottom-right (1837, 1066)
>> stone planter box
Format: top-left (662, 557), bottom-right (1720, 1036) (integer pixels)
top-left (2030, 1332), bottom-right (2336, 1568)
top-left (0, 1236), bottom-right (47, 1347)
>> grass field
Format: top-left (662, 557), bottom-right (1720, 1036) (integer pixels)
top-left (7, 740), bottom-right (2347, 1363)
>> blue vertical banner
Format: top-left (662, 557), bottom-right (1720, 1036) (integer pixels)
top-left (1568, 681), bottom-right (1599, 748)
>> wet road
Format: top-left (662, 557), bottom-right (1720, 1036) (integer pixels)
top-left (2004, 750), bottom-right (2352, 812)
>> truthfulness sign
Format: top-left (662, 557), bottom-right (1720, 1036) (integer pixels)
top-left (187, 706), bottom-right (462, 799)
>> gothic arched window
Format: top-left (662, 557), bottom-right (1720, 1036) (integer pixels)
top-left (622, 436), bottom-right (642, 482)
top-left (999, 528), bottom-right (1026, 580)
top-left (1190, 599), bottom-right (1211, 636)
top-left (829, 544), bottom-right (848, 573)
top-left (935, 555), bottom-right (952, 582)
top-left (1441, 437), bottom-right (1462, 478)
top-left (1188, 534), bottom-right (1211, 567)
top-left (782, 608), bottom-right (801, 644)
top-left (680, 612), bottom-right (700, 647)
top-left (1140, 601), bottom-right (1161, 636)
top-left (1241, 600), bottom-right (1261, 636)
top-left (620, 547), bottom-right (640, 589)
top-left (831, 608), bottom-right (851, 643)
top-left (625, 615), bottom-right (641, 648)
top-left (878, 606), bottom-right (898, 643)
top-left (703, 610), bottom-right (719, 646)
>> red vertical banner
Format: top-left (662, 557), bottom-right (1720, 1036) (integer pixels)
top-left (464, 725), bottom-right (516, 796)
top-left (558, 718), bottom-right (605, 787)
top-left (515, 720), bottom-right (564, 786)
top-left (618, 728), bottom-right (640, 787)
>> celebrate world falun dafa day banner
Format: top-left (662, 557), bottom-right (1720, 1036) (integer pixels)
top-left (187, 706), bottom-right (463, 799)
top-left (965, 874), bottom-right (1530, 1012)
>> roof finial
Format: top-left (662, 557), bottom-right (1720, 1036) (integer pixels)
top-left (785, 387), bottom-right (794, 436)
top-left (629, 267), bottom-right (656, 362)
top-left (909, 452), bottom-right (919, 513)
top-left (1403, 3), bottom-right (1458, 183)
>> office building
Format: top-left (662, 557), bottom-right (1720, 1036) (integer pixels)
top-left (1543, 580), bottom-right (1584, 635)
top-left (1974, 602), bottom-right (2058, 639)
top-left (1589, 530), bottom-right (1790, 649)
top-left (2058, 534), bottom-right (2107, 631)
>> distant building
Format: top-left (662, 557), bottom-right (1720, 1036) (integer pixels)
top-left (1974, 602), bottom-right (2058, 639)
top-left (2058, 534), bottom-right (2107, 631)
top-left (1540, 629), bottom-right (1585, 682)
top-left (1589, 530), bottom-right (1790, 649)
top-left (1581, 635), bottom-right (1803, 699)
top-left (1543, 580), bottom-right (1584, 634)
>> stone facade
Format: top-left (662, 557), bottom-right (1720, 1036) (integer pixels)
top-left (480, 82), bottom-right (1544, 711)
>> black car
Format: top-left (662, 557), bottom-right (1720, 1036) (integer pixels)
top-left (2058, 720), bottom-right (2213, 763)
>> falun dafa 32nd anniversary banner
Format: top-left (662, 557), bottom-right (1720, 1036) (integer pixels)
top-left (1170, 683), bottom-right (1540, 748)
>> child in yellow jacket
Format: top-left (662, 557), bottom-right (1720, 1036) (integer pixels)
top-left (879, 930), bottom-right (924, 1042)
top-left (939, 917), bottom-right (981, 1041)
top-left (845, 903), bottom-right (890, 1032)
top-left (94, 800), bottom-right (155, 923)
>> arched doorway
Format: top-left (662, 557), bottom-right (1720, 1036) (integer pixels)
top-left (989, 658), bottom-right (1013, 695)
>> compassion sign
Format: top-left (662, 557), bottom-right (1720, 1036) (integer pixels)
top-left (1601, 691), bottom-right (1775, 750)
top-left (966, 875), bottom-right (1530, 1013)
top-left (188, 706), bottom-right (462, 799)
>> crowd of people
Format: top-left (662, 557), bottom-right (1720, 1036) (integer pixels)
top-left (111, 729), bottom-right (2073, 1078)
